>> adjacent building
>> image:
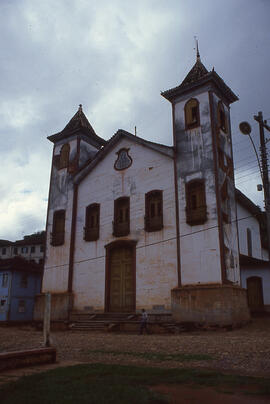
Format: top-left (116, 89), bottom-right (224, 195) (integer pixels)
top-left (0, 232), bottom-right (45, 322)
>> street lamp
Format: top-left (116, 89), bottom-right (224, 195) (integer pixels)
top-left (239, 115), bottom-right (270, 260)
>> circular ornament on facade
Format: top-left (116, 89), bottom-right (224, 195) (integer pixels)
top-left (114, 148), bottom-right (132, 170)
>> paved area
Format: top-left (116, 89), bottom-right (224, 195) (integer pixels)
top-left (0, 317), bottom-right (270, 381)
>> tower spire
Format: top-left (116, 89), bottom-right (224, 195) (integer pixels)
top-left (194, 36), bottom-right (201, 62)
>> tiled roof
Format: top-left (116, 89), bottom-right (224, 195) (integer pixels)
top-left (75, 129), bottom-right (174, 185)
top-left (161, 60), bottom-right (238, 104)
top-left (0, 256), bottom-right (43, 273)
top-left (0, 232), bottom-right (46, 247)
top-left (15, 231), bottom-right (46, 246)
top-left (47, 105), bottom-right (106, 147)
top-left (181, 60), bottom-right (209, 86)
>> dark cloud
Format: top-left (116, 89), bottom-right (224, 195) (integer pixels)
top-left (0, 0), bottom-right (269, 239)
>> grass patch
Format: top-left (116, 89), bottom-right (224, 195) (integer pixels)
top-left (87, 350), bottom-right (213, 362)
top-left (0, 364), bottom-right (270, 404)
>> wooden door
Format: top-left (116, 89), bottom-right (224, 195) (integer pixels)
top-left (109, 246), bottom-right (134, 312)
top-left (247, 276), bottom-right (264, 310)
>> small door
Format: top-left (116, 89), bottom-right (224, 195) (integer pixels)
top-left (109, 246), bottom-right (134, 312)
top-left (247, 276), bottom-right (264, 310)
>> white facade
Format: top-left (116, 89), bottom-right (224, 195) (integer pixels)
top-left (73, 138), bottom-right (177, 311)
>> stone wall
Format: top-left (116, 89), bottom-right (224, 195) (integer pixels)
top-left (34, 292), bottom-right (73, 321)
top-left (171, 284), bottom-right (250, 326)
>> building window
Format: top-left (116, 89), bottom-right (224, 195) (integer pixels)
top-left (145, 190), bottom-right (163, 232)
top-left (14, 247), bottom-right (18, 255)
top-left (21, 247), bottom-right (28, 254)
top-left (18, 300), bottom-right (26, 313)
top-left (247, 228), bottom-right (252, 257)
top-left (218, 101), bottom-right (227, 133)
top-left (59, 143), bottom-right (70, 169)
top-left (2, 247), bottom-right (6, 255)
top-left (184, 98), bottom-right (200, 129)
top-left (186, 180), bottom-right (207, 225)
top-left (51, 210), bottom-right (65, 246)
top-left (30, 246), bottom-right (35, 253)
top-left (20, 274), bottom-right (28, 288)
top-left (84, 203), bottom-right (100, 241)
top-left (2, 273), bottom-right (8, 288)
top-left (113, 197), bottom-right (130, 237)
top-left (39, 258), bottom-right (44, 265)
top-left (40, 245), bottom-right (44, 253)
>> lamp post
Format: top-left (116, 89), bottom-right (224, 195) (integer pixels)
top-left (239, 113), bottom-right (270, 260)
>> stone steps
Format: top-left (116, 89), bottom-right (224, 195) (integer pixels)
top-left (69, 312), bottom-right (184, 333)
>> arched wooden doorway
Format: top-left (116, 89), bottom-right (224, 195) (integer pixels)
top-left (247, 276), bottom-right (264, 311)
top-left (105, 240), bottom-right (136, 312)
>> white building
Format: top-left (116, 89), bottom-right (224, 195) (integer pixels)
top-left (0, 232), bottom-right (45, 265)
top-left (236, 190), bottom-right (270, 311)
top-left (39, 54), bottom-right (269, 324)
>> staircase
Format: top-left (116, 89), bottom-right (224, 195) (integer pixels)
top-left (69, 312), bottom-right (138, 332)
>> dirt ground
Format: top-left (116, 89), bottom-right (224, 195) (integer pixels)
top-left (1, 317), bottom-right (270, 403)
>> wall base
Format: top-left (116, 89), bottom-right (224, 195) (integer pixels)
top-left (171, 284), bottom-right (250, 326)
top-left (34, 293), bottom-right (73, 321)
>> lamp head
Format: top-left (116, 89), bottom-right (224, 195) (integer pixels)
top-left (239, 121), bottom-right (251, 135)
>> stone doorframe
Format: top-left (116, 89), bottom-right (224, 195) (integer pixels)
top-left (104, 239), bottom-right (137, 313)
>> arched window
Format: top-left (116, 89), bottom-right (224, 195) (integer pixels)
top-left (247, 228), bottom-right (252, 257)
top-left (113, 197), bottom-right (130, 237)
top-left (185, 180), bottom-right (207, 225)
top-left (145, 190), bottom-right (163, 232)
top-left (51, 210), bottom-right (65, 246)
top-left (59, 143), bottom-right (70, 169)
top-left (217, 101), bottom-right (227, 133)
top-left (184, 98), bottom-right (200, 129)
top-left (84, 203), bottom-right (100, 241)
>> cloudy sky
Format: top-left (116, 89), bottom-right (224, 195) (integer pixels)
top-left (0, 0), bottom-right (269, 241)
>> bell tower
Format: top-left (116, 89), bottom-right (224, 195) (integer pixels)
top-left (40, 105), bottom-right (106, 321)
top-left (162, 47), bottom-right (250, 325)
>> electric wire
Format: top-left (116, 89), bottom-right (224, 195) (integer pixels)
top-left (44, 213), bottom-right (264, 271)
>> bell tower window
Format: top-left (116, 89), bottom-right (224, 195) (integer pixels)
top-left (218, 101), bottom-right (227, 133)
top-left (185, 98), bottom-right (200, 129)
top-left (59, 143), bottom-right (70, 169)
top-left (51, 210), bottom-right (65, 246)
top-left (186, 180), bottom-right (207, 225)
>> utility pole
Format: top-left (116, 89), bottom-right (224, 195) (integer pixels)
top-left (254, 111), bottom-right (270, 260)
top-left (43, 292), bottom-right (51, 347)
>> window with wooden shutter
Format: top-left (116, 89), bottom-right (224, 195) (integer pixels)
top-left (59, 143), bottom-right (70, 169)
top-left (113, 197), bottom-right (130, 237)
top-left (145, 190), bottom-right (163, 232)
top-left (218, 101), bottom-right (227, 133)
top-left (186, 180), bottom-right (207, 225)
top-left (84, 203), bottom-right (100, 241)
top-left (184, 98), bottom-right (200, 130)
top-left (51, 210), bottom-right (65, 246)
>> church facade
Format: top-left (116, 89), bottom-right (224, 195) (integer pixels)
top-left (39, 54), bottom-right (253, 324)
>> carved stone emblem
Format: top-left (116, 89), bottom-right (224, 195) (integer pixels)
top-left (114, 148), bottom-right (132, 170)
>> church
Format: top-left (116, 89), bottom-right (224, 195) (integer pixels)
top-left (37, 50), bottom-right (267, 326)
